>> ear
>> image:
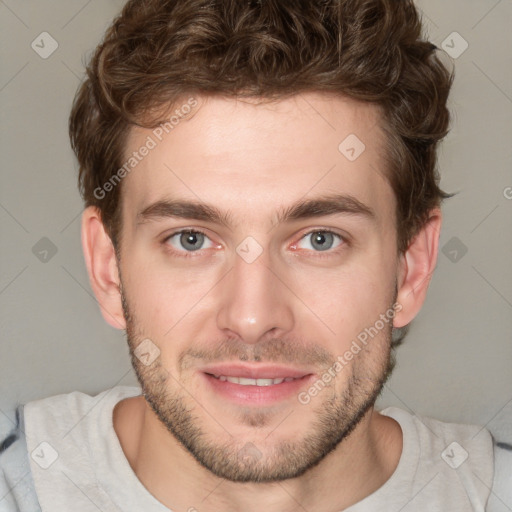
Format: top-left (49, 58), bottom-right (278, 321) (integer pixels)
top-left (393, 209), bottom-right (442, 328)
top-left (81, 206), bottom-right (126, 330)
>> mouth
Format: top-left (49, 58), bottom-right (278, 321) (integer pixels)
top-left (207, 374), bottom-right (301, 386)
top-left (199, 363), bottom-right (315, 405)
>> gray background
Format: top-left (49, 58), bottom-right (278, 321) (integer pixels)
top-left (0, 0), bottom-right (511, 440)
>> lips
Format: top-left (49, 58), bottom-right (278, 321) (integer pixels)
top-left (209, 375), bottom-right (299, 386)
top-left (201, 365), bottom-right (315, 405)
top-left (201, 363), bottom-right (313, 382)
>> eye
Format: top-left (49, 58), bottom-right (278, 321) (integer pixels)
top-left (164, 229), bottom-right (214, 253)
top-left (294, 230), bottom-right (344, 253)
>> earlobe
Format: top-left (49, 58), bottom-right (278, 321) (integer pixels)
top-left (393, 209), bottom-right (442, 329)
top-left (81, 206), bottom-right (126, 330)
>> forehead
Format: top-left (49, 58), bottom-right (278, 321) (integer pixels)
top-left (121, 93), bottom-right (394, 229)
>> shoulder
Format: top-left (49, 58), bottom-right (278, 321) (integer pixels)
top-left (22, 385), bottom-right (142, 438)
top-left (381, 405), bottom-right (512, 510)
top-left (1, 386), bottom-right (141, 511)
top-left (380, 406), bottom-right (495, 508)
top-left (485, 401), bottom-right (512, 512)
top-left (381, 406), bottom-right (495, 461)
top-left (0, 404), bottom-right (41, 511)
top-left (488, 440), bottom-right (512, 511)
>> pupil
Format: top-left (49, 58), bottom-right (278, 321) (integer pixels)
top-left (182, 232), bottom-right (202, 251)
top-left (312, 232), bottom-right (332, 251)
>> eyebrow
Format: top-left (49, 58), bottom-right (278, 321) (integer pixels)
top-left (136, 193), bottom-right (377, 229)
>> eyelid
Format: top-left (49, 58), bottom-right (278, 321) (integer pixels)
top-left (163, 227), bottom-right (213, 241)
top-left (290, 228), bottom-right (347, 252)
top-left (162, 226), bottom-right (349, 258)
top-left (298, 227), bottom-right (348, 241)
top-left (162, 228), bottom-right (218, 254)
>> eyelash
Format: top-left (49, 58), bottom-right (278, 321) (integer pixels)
top-left (162, 228), bottom-right (348, 259)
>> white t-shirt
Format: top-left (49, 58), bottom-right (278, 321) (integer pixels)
top-left (0, 385), bottom-right (510, 511)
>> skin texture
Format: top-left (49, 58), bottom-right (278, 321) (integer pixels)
top-left (82, 93), bottom-right (441, 511)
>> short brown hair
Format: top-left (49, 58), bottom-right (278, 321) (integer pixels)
top-left (69, 0), bottom-right (454, 255)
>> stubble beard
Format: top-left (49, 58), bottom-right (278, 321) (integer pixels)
top-left (120, 286), bottom-right (397, 483)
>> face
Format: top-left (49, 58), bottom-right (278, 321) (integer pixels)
top-left (117, 93), bottom-right (401, 483)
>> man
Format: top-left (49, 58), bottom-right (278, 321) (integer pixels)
top-left (0, 0), bottom-right (510, 510)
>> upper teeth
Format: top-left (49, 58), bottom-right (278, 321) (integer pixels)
top-left (213, 375), bottom-right (296, 386)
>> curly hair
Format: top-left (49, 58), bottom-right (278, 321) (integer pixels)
top-left (69, 0), bottom-right (454, 255)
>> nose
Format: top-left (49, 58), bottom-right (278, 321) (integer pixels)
top-left (215, 245), bottom-right (295, 345)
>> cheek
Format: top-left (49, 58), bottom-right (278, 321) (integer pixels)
top-left (122, 251), bottom-right (219, 337)
top-left (289, 259), bottom-right (395, 349)
top-left (121, 233), bottom-right (397, 353)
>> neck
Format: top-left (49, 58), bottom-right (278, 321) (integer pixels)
top-left (114, 396), bottom-right (402, 511)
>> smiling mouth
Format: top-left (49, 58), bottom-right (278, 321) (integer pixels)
top-left (201, 368), bottom-right (315, 405)
top-left (206, 374), bottom-right (305, 386)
